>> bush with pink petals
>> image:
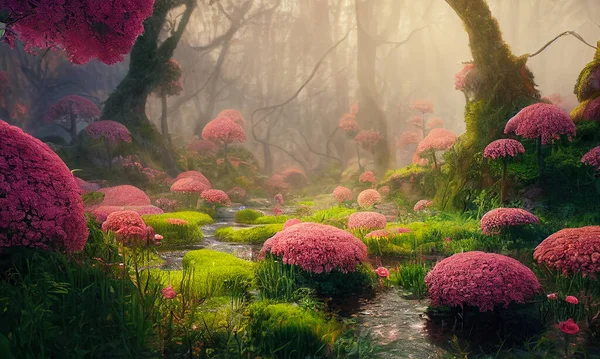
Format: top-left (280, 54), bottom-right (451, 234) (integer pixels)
top-left (281, 168), bottom-right (308, 188)
top-left (85, 184), bottom-right (163, 221)
top-left (357, 189), bottom-right (382, 208)
top-left (283, 219), bottom-right (302, 229)
top-left (359, 171), bottom-right (376, 187)
top-left (226, 186), bottom-right (247, 202)
top-left (347, 212), bottom-right (386, 231)
top-left (413, 199), bottom-right (433, 212)
top-left (201, 189), bottom-right (232, 207)
top-left (425, 251), bottom-right (541, 312)
top-left (101, 210), bottom-right (158, 246)
top-left (480, 208), bottom-right (539, 235)
top-left (332, 186), bottom-right (353, 204)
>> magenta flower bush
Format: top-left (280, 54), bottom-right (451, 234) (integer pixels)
top-left (480, 208), bottom-right (539, 235)
top-left (0, 120), bottom-right (88, 252)
top-left (46, 95), bottom-right (100, 143)
top-left (425, 251), bottom-right (541, 312)
top-left (533, 226), bottom-right (600, 276)
top-left (101, 210), bottom-right (157, 246)
top-left (201, 189), bottom-right (231, 207)
top-left (347, 212), bottom-right (386, 230)
top-left (86, 184), bottom-right (163, 221)
top-left (74, 177), bottom-right (100, 193)
top-left (85, 120), bottom-right (132, 143)
top-left (260, 222), bottom-right (367, 274)
top-left (333, 186), bottom-right (352, 203)
top-left (581, 146), bottom-right (600, 170)
top-left (170, 177), bottom-right (210, 194)
top-left (483, 139), bottom-right (526, 203)
top-left (504, 103), bottom-right (576, 145)
top-left (357, 189), bottom-right (382, 208)
top-left (414, 199), bottom-right (433, 212)
top-left (202, 118), bottom-right (246, 159)
top-left (175, 170), bottom-right (211, 187)
top-left (281, 168), bottom-right (308, 188)
top-left (155, 197), bottom-right (177, 212)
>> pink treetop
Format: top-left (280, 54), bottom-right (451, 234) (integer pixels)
top-left (357, 189), bottom-right (382, 208)
top-left (417, 128), bottom-right (457, 155)
top-left (414, 199), bottom-right (433, 212)
top-left (101, 210), bottom-right (157, 245)
top-left (153, 59), bottom-right (183, 97)
top-left (581, 146), bottom-right (600, 170)
top-left (217, 109), bottom-right (246, 126)
top-left (46, 95), bottom-right (100, 124)
top-left (534, 226), bottom-right (600, 277)
top-left (425, 251), bottom-right (541, 312)
top-left (455, 63), bottom-right (476, 91)
top-left (339, 114), bottom-right (359, 134)
top-left (0, 120), bottom-right (88, 252)
top-left (333, 186), bottom-right (353, 203)
top-left (91, 205), bottom-right (162, 222)
top-left (227, 187), bottom-right (247, 201)
top-left (359, 171), bottom-right (376, 185)
top-left (281, 168), bottom-right (308, 188)
top-left (396, 131), bottom-right (422, 148)
top-left (2, 0), bottom-right (155, 64)
top-left (483, 139), bottom-right (526, 159)
top-left (170, 177), bottom-right (210, 194)
top-left (267, 174), bottom-right (288, 191)
top-left (408, 116), bottom-right (423, 129)
top-left (283, 219), bottom-right (302, 229)
top-left (350, 102), bottom-right (359, 116)
top-left (175, 171), bottom-right (211, 187)
top-left (260, 222), bottom-right (367, 274)
top-left (503, 103), bottom-right (576, 145)
top-left (202, 118), bottom-right (246, 145)
top-left (480, 208), bottom-right (539, 235)
top-left (426, 117), bottom-right (444, 130)
top-left (348, 212), bottom-right (387, 230)
top-left (187, 139), bottom-right (219, 157)
top-left (412, 100), bottom-right (434, 114)
top-left (85, 120), bottom-right (132, 143)
top-left (354, 129), bottom-right (383, 152)
top-left (201, 189), bottom-right (232, 207)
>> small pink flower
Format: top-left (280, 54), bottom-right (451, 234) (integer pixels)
top-left (161, 286), bottom-right (176, 299)
top-left (557, 319), bottom-right (580, 335)
top-left (565, 296), bottom-right (579, 305)
top-left (154, 234), bottom-right (163, 241)
top-left (375, 267), bottom-right (390, 278)
top-left (547, 293), bottom-right (558, 300)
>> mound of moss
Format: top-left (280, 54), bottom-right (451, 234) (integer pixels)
top-left (234, 209), bottom-right (263, 224)
top-left (254, 215), bottom-right (289, 224)
top-left (141, 211), bottom-right (212, 249)
top-left (143, 211), bottom-right (214, 226)
top-left (214, 224), bottom-right (283, 244)
top-left (301, 207), bottom-right (356, 228)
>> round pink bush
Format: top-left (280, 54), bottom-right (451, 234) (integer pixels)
top-left (377, 186), bottom-right (390, 197)
top-left (171, 177), bottom-right (210, 194)
top-left (414, 199), bottom-right (433, 212)
top-left (339, 114), bottom-right (359, 134)
top-left (417, 128), bottom-right (457, 155)
top-left (357, 189), bottom-right (382, 208)
top-left (97, 185), bottom-right (151, 206)
top-left (333, 186), bottom-right (353, 203)
top-left (187, 139), bottom-right (219, 157)
top-left (175, 171), bottom-right (211, 187)
top-left (75, 177), bottom-right (100, 193)
top-left (359, 171), bottom-right (376, 185)
top-left (354, 130), bottom-right (383, 151)
top-left (46, 95), bottom-right (100, 124)
top-left (480, 208), bottom-right (539, 235)
top-left (533, 226), bottom-right (600, 276)
top-left (0, 120), bottom-right (88, 252)
top-left (261, 222), bottom-right (367, 274)
top-left (227, 187), bottom-right (247, 202)
top-left (581, 146), bottom-right (600, 170)
top-left (85, 120), bottom-right (132, 143)
top-left (283, 219), bottom-right (302, 229)
top-left (92, 205), bottom-right (163, 222)
top-left (413, 99), bottom-right (434, 114)
top-left (425, 251), bottom-right (541, 312)
top-left (503, 103), bottom-right (576, 145)
top-left (217, 109), bottom-right (246, 126)
top-left (201, 189), bottom-right (231, 207)
top-left (396, 131), bottom-right (422, 148)
top-left (483, 139), bottom-right (525, 159)
top-left (202, 118), bottom-right (246, 144)
top-left (101, 210), bottom-right (156, 245)
top-left (267, 174), bottom-right (288, 191)
top-left (348, 212), bottom-right (387, 230)
top-left (366, 227), bottom-right (411, 239)
top-left (281, 168), bottom-right (308, 188)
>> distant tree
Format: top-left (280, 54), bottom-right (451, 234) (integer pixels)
top-left (46, 95), bottom-right (100, 144)
top-left (151, 59), bottom-right (183, 146)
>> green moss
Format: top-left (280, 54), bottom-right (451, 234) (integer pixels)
top-left (383, 164), bottom-right (428, 185)
top-left (82, 191), bottom-right (105, 206)
top-left (253, 215), bottom-right (289, 224)
top-left (214, 224), bottom-right (283, 244)
top-left (234, 209), bottom-right (263, 224)
top-left (141, 216), bottom-right (203, 249)
top-left (142, 211), bottom-right (213, 226)
top-left (302, 207), bottom-right (356, 223)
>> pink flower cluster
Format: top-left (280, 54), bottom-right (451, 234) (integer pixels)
top-left (227, 187), bottom-right (247, 202)
top-left (161, 286), bottom-right (177, 299)
top-left (86, 185), bottom-right (163, 221)
top-left (454, 63), bottom-right (476, 91)
top-left (480, 208), bottom-right (539, 235)
top-left (274, 194), bottom-right (284, 205)
top-left (283, 219), bottom-right (302, 229)
top-left (533, 226), bottom-right (600, 276)
top-left (558, 319), bottom-right (580, 335)
top-left (46, 95), bottom-right (100, 124)
top-left (414, 199), bottom-right (433, 212)
top-left (339, 114), bottom-right (359, 134)
top-left (170, 177), bottom-right (210, 194)
top-left (0, 120), bottom-right (88, 252)
top-left (166, 218), bottom-right (188, 226)
top-left (101, 210), bottom-right (157, 246)
top-left (217, 109), bottom-right (246, 126)
top-left (261, 222), bottom-right (367, 274)
top-left (74, 177), bottom-right (100, 193)
top-left (359, 171), bottom-right (376, 185)
top-left (333, 186), bottom-right (353, 203)
top-left (503, 103), bottom-right (576, 145)
top-left (417, 128), bottom-right (457, 155)
top-left (412, 100), bottom-right (434, 114)
top-left (375, 267), bottom-right (390, 278)
top-left (176, 171), bottom-right (211, 187)
top-left (396, 131), bottom-right (422, 148)
top-left (2, 0), bottom-right (154, 64)
top-left (92, 205), bottom-right (163, 222)
top-left (85, 120), bottom-right (132, 143)
top-left (281, 168), bottom-right (308, 188)
top-left (350, 102), bottom-right (359, 116)
top-left (267, 174), bottom-right (288, 192)
top-left (483, 139), bottom-right (525, 159)
top-left (347, 212), bottom-right (387, 230)
top-left (357, 189), bottom-right (382, 208)
top-left (581, 146), bottom-right (600, 170)
top-left (202, 117), bottom-right (246, 145)
top-left (201, 189), bottom-right (231, 207)
top-left (365, 227), bottom-right (411, 239)
top-left (425, 251), bottom-right (541, 312)
top-left (354, 130), bottom-right (383, 152)
top-left (426, 117), bottom-right (444, 130)
top-left (377, 186), bottom-right (390, 197)
top-left (187, 139), bottom-right (219, 157)
top-left (155, 197), bottom-right (177, 212)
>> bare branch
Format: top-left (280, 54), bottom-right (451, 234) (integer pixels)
top-left (528, 30), bottom-right (597, 58)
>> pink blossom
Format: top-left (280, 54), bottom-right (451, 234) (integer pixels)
top-left (480, 208), bottom-right (539, 235)
top-left (377, 186), bottom-right (390, 197)
top-left (260, 222), bottom-right (367, 274)
top-left (416, 128), bottom-right (457, 155)
top-left (283, 219), bottom-right (302, 229)
top-left (267, 174), bottom-right (288, 192)
top-left (426, 117), bottom-right (444, 130)
top-left (166, 218), bottom-right (188, 226)
top-left (565, 296), bottom-right (579, 305)
top-left (483, 139), bottom-right (526, 159)
top-left (333, 186), bottom-right (353, 203)
top-left (274, 194), bottom-right (284, 205)
top-left (396, 131), bottom-right (422, 148)
top-left (455, 63), bottom-right (476, 91)
top-left (355, 130), bottom-right (383, 152)
top-left (187, 139), bottom-right (219, 157)
top-left (162, 286), bottom-right (177, 300)
top-left (414, 199), bottom-right (433, 212)
top-left (339, 114), bottom-right (359, 134)
top-left (85, 120), bottom-right (132, 143)
top-left (547, 293), bottom-right (558, 300)
top-left (202, 118), bottom-right (246, 145)
top-left (412, 100), bottom-right (434, 114)
top-left (557, 319), bottom-right (580, 335)
top-left (581, 146), bottom-right (600, 170)
top-left (359, 171), bottom-right (376, 185)
top-left (227, 187), bottom-right (247, 202)
top-left (170, 177), bottom-right (210, 194)
top-left (281, 169), bottom-right (308, 188)
top-left (101, 210), bottom-right (156, 245)
top-left (357, 189), bottom-right (382, 208)
top-left (503, 103), bottom-right (576, 145)
top-left (425, 251), bottom-right (541, 312)
top-left (273, 207), bottom-right (283, 216)
top-left (217, 109), bottom-right (246, 126)
top-left (175, 171), bottom-right (211, 187)
top-left (201, 189), bottom-right (231, 207)
top-left (375, 267), bottom-right (390, 278)
top-left (94, 185), bottom-right (151, 207)
top-left (46, 95), bottom-right (100, 126)
top-left (0, 120), bottom-right (88, 252)
top-left (90, 205), bottom-right (163, 222)
top-left (348, 212), bottom-right (387, 230)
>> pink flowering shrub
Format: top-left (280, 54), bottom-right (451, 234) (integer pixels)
top-left (350, 102), bottom-right (359, 116)
top-left (281, 169), bottom-right (308, 188)
top-left (155, 197), bottom-right (177, 212)
top-left (483, 139), bottom-right (525, 159)
top-left (359, 171), bottom-right (376, 186)
top-left (396, 131), bottom-right (422, 148)
top-left (347, 212), bottom-right (387, 230)
top-left (480, 208), bottom-right (539, 235)
top-left (96, 185), bottom-right (151, 206)
top-left (217, 109), bottom-right (246, 126)
top-left (377, 186), bottom-right (390, 197)
top-left (533, 226), bottom-right (600, 276)
top-left (201, 189), bottom-right (231, 207)
top-left (227, 187), bottom-right (247, 202)
top-left (1, 0), bottom-right (154, 65)
top-left (283, 219), bottom-right (302, 229)
top-left (333, 186), bottom-right (353, 203)
top-left (170, 177), bottom-right (210, 194)
top-left (46, 95), bottom-right (100, 142)
top-left (425, 251), bottom-right (541, 312)
top-left (260, 222), bottom-right (367, 274)
top-left (85, 120), bottom-right (132, 143)
top-left (455, 63), bottom-right (476, 91)
top-left (413, 100), bottom-right (434, 114)
top-left (175, 171), bottom-right (211, 187)
top-left (416, 128), bottom-right (457, 154)
top-left (187, 139), bottom-right (219, 157)
top-left (339, 114), bottom-right (359, 134)
top-left (355, 130), bottom-right (383, 152)
top-left (75, 177), bottom-right (100, 193)
top-left (202, 118), bottom-right (246, 145)
top-left (414, 199), bottom-right (433, 212)
top-left (267, 174), bottom-right (288, 192)
top-left (504, 103), bottom-right (576, 145)
top-left (92, 205), bottom-right (163, 222)
top-left (581, 146), bottom-right (600, 170)
top-left (162, 286), bottom-right (177, 299)
top-left (0, 120), bottom-right (88, 252)
top-left (166, 218), bottom-right (188, 226)
top-left (365, 227), bottom-right (411, 239)
top-left (274, 194), bottom-right (284, 205)
top-left (357, 189), bottom-right (382, 208)
top-left (101, 210), bottom-right (157, 245)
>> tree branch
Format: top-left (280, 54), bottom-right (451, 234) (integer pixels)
top-left (528, 30), bottom-right (597, 58)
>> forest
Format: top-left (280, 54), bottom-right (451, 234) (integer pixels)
top-left (1, 0), bottom-right (600, 358)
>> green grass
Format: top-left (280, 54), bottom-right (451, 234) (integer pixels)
top-left (142, 211), bottom-right (214, 226)
top-left (214, 224), bottom-right (283, 244)
top-left (301, 207), bottom-right (356, 228)
top-left (142, 211), bottom-right (212, 249)
top-left (234, 209), bottom-right (263, 224)
top-left (389, 262), bottom-right (430, 298)
top-left (253, 215), bottom-right (289, 224)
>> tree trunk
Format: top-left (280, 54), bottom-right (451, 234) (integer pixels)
top-left (69, 112), bottom-right (77, 144)
top-left (501, 158), bottom-right (507, 203)
top-left (160, 94), bottom-right (170, 146)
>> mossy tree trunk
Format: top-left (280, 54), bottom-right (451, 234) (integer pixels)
top-left (102, 0), bottom-right (196, 174)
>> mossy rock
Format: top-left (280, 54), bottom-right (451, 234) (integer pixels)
top-left (234, 209), bottom-right (263, 224)
top-left (214, 224), bottom-right (283, 244)
top-left (141, 216), bottom-right (204, 250)
top-left (254, 215), bottom-right (289, 224)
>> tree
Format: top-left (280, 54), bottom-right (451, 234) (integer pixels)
top-left (46, 95), bottom-right (100, 144)
top-left (151, 59), bottom-right (183, 146)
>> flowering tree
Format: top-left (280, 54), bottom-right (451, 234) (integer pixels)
top-left (412, 99), bottom-right (434, 136)
top-left (333, 186), bottom-right (353, 204)
top-left (0, 120), bottom-right (88, 252)
top-left (416, 128), bottom-right (457, 170)
top-left (413, 199), bottom-right (433, 212)
top-left (201, 189), bottom-right (232, 207)
top-left (170, 177), bottom-right (210, 209)
top-left (483, 139), bottom-right (525, 203)
top-left (480, 208), bottom-right (539, 235)
top-left (354, 129), bottom-right (383, 172)
top-left (260, 222), bottom-right (367, 274)
top-left (0, 0), bottom-right (154, 64)
top-left (359, 171), bottom-right (376, 188)
top-left (187, 139), bottom-right (219, 158)
top-left (281, 168), bottom-right (308, 188)
top-left (151, 59), bottom-right (183, 145)
top-left (267, 174), bottom-right (288, 193)
top-left (339, 114), bottom-right (360, 135)
top-left (202, 118), bottom-right (246, 162)
top-left (175, 171), bottom-right (211, 188)
top-left (357, 189), bottom-right (382, 209)
top-left (46, 95), bottom-right (100, 144)
top-left (425, 251), bottom-right (541, 312)
top-left (101, 210), bottom-right (157, 246)
top-left (347, 212), bottom-right (387, 230)
top-left (217, 109), bottom-right (246, 126)
top-left (85, 120), bottom-right (132, 170)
